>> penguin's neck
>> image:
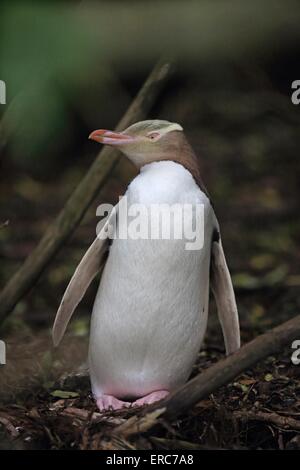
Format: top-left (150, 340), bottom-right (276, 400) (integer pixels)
top-left (170, 133), bottom-right (201, 184)
top-left (173, 138), bottom-right (208, 194)
top-left (140, 131), bottom-right (208, 196)
top-left (132, 160), bottom-right (201, 205)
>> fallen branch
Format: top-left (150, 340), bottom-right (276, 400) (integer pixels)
top-left (0, 58), bottom-right (174, 323)
top-left (146, 314), bottom-right (300, 421)
top-left (233, 410), bottom-right (300, 431)
top-left (114, 408), bottom-right (166, 438)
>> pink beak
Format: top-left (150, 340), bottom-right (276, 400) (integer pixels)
top-left (88, 129), bottom-right (134, 145)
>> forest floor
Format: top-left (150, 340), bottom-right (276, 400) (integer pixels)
top-left (1, 342), bottom-right (300, 450)
top-left (0, 69), bottom-right (300, 449)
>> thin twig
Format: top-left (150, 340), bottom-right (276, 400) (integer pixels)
top-left (234, 410), bottom-right (300, 431)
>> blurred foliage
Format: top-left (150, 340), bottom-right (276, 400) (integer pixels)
top-left (1, 0), bottom-right (300, 173)
top-left (1, 1), bottom-right (300, 451)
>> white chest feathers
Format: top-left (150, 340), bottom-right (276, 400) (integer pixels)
top-left (89, 161), bottom-right (216, 399)
top-left (129, 160), bottom-right (205, 205)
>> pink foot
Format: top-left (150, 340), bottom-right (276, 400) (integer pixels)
top-left (96, 395), bottom-right (131, 411)
top-left (132, 390), bottom-right (169, 407)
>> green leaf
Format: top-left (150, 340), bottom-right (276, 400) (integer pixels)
top-left (234, 382), bottom-right (249, 393)
top-left (232, 273), bottom-right (260, 289)
top-left (250, 254), bottom-right (275, 270)
top-left (50, 390), bottom-right (79, 399)
top-left (264, 374), bottom-right (273, 382)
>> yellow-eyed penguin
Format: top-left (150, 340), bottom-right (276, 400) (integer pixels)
top-left (52, 120), bottom-right (240, 411)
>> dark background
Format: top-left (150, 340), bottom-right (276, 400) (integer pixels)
top-left (0, 0), bottom-right (300, 450)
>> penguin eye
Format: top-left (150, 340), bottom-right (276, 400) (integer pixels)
top-left (147, 132), bottom-right (160, 141)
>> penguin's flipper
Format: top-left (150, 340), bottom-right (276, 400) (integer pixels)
top-left (52, 211), bottom-right (115, 347)
top-left (210, 239), bottom-right (240, 355)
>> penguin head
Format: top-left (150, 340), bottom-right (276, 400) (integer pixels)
top-left (89, 120), bottom-right (184, 167)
